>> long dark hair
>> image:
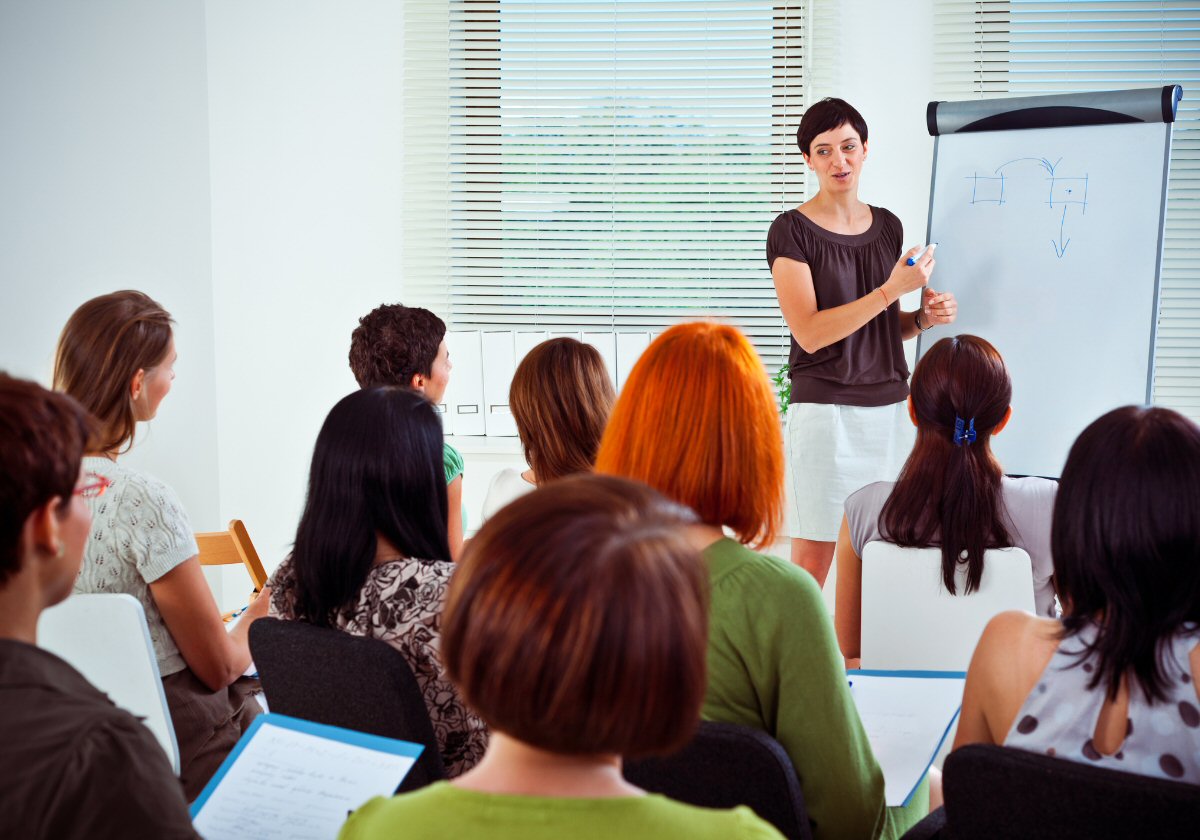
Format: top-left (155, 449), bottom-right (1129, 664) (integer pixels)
top-left (290, 387), bottom-right (451, 627)
top-left (880, 335), bottom-right (1012, 595)
top-left (1054, 406), bottom-right (1200, 702)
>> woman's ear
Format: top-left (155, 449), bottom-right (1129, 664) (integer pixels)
top-left (409, 372), bottom-right (426, 393)
top-left (993, 405), bottom-right (1013, 436)
top-left (907, 395), bottom-right (918, 428)
top-left (129, 368), bottom-right (146, 402)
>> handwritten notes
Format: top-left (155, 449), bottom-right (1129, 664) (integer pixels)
top-left (849, 670), bottom-right (965, 807)
top-left (191, 714), bottom-right (422, 840)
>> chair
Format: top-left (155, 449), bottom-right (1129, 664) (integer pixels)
top-left (624, 721), bottom-right (812, 840)
top-left (248, 617), bottom-right (445, 792)
top-left (37, 593), bottom-right (180, 773)
top-left (196, 519), bottom-right (268, 592)
top-left (860, 541), bottom-right (1035, 671)
top-left (934, 743), bottom-right (1200, 839)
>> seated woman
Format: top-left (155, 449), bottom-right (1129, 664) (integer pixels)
top-left (349, 303), bottom-right (465, 557)
top-left (55, 291), bottom-right (266, 800)
top-left (266, 386), bottom-right (487, 776)
top-left (481, 337), bottom-right (615, 521)
top-left (339, 474), bottom-right (784, 840)
top-left (955, 405), bottom-right (1200, 783)
top-left (834, 335), bottom-right (1057, 664)
top-left (595, 322), bottom-right (926, 840)
top-left (0, 373), bottom-right (196, 837)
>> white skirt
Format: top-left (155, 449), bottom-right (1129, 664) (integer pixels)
top-left (783, 401), bottom-right (915, 541)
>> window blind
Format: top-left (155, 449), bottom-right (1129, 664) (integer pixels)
top-left (401, 1), bottom-right (812, 374)
top-left (934, 0), bottom-right (1200, 422)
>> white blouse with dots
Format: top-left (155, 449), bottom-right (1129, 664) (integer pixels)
top-left (1004, 621), bottom-right (1200, 783)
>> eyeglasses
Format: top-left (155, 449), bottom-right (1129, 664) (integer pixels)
top-left (74, 473), bottom-right (113, 500)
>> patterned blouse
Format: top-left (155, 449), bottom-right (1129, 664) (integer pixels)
top-left (267, 555), bottom-right (488, 777)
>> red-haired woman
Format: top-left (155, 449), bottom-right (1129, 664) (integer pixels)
top-left (834, 335), bottom-right (1057, 665)
top-left (596, 322), bottom-right (928, 840)
top-left (769, 98), bottom-right (958, 586)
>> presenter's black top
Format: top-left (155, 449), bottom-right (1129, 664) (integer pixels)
top-left (0, 639), bottom-right (197, 839)
top-left (767, 207), bottom-right (910, 407)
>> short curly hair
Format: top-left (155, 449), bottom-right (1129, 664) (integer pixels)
top-left (796, 97), bottom-right (869, 157)
top-left (348, 304), bottom-right (446, 389)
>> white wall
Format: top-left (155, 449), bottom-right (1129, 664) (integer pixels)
top-left (204, 1), bottom-right (409, 577)
top-left (0, 0), bottom-right (222, 533)
top-left (1, 0), bottom-right (937, 602)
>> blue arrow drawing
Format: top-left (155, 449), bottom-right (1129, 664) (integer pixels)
top-left (1051, 206), bottom-right (1070, 258)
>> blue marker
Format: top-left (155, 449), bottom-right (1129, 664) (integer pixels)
top-left (907, 242), bottom-right (938, 266)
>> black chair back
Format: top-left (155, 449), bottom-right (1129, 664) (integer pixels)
top-left (941, 743), bottom-right (1200, 839)
top-left (249, 617), bottom-right (446, 792)
top-left (624, 720), bottom-right (812, 840)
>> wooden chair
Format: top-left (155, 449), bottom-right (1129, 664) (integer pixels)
top-left (860, 541), bottom-right (1035, 671)
top-left (38, 593), bottom-right (180, 773)
top-left (196, 519), bottom-right (268, 594)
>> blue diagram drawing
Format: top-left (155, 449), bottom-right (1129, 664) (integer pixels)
top-left (965, 156), bottom-right (1088, 258)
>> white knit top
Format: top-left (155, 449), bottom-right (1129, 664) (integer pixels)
top-left (75, 456), bottom-right (198, 676)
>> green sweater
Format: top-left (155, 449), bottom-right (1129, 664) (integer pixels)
top-left (337, 782), bottom-right (785, 840)
top-left (701, 539), bottom-right (926, 840)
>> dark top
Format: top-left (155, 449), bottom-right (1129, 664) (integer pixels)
top-left (0, 639), bottom-right (197, 839)
top-left (766, 207), bottom-right (910, 407)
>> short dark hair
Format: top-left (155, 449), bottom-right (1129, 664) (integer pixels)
top-left (53, 290), bottom-right (173, 454)
top-left (288, 387), bottom-right (451, 627)
top-left (881, 335), bottom-right (1013, 595)
top-left (348, 304), bottom-right (446, 388)
top-left (509, 338), bottom-right (615, 482)
top-left (796, 97), bottom-right (869, 156)
top-left (444, 474), bottom-right (707, 758)
top-left (0, 373), bottom-right (94, 584)
top-left (1054, 406), bottom-right (1200, 702)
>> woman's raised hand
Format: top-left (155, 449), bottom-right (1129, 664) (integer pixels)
top-left (882, 245), bottom-right (935, 300)
top-left (923, 288), bottom-right (958, 326)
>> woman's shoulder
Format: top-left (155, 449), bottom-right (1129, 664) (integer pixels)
top-left (705, 540), bottom-right (823, 605)
top-left (91, 457), bottom-right (186, 512)
top-left (845, 480), bottom-right (894, 516)
top-left (443, 443), bottom-right (465, 481)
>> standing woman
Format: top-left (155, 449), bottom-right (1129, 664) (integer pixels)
top-left (769, 98), bottom-right (958, 585)
top-left (55, 290), bottom-right (267, 800)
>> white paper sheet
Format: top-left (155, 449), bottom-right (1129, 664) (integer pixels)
top-left (849, 671), bottom-right (965, 807)
top-left (192, 716), bottom-right (419, 839)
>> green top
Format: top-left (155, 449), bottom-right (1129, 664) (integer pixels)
top-left (337, 781), bottom-right (785, 840)
top-left (443, 442), bottom-right (464, 484)
top-left (701, 538), bottom-right (926, 840)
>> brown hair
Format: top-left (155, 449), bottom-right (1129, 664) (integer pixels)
top-left (348, 304), bottom-right (446, 388)
top-left (595, 322), bottom-right (784, 547)
top-left (0, 373), bottom-right (94, 584)
top-left (443, 474), bottom-right (707, 758)
top-left (53, 290), bottom-right (173, 454)
top-left (880, 335), bottom-right (1012, 595)
top-left (510, 338), bottom-right (615, 482)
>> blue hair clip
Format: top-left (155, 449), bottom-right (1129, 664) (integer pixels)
top-left (953, 416), bottom-right (977, 447)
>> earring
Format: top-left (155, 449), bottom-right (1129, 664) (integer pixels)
top-left (54, 543), bottom-right (65, 559)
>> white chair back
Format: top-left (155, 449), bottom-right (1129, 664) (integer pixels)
top-left (860, 541), bottom-right (1036, 671)
top-left (37, 593), bottom-right (180, 773)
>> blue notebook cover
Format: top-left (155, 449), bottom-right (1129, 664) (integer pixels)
top-left (189, 712), bottom-right (424, 818)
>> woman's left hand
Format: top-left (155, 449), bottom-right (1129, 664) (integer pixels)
top-left (923, 287), bottom-right (957, 326)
